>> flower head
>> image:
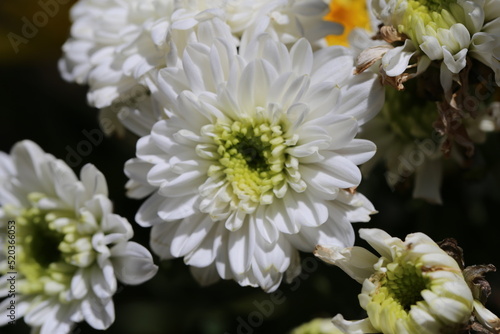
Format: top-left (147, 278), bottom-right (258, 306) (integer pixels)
top-left (370, 0), bottom-right (500, 92)
top-left (125, 31), bottom-right (383, 291)
top-left (0, 140), bottom-right (157, 334)
top-left (315, 228), bottom-right (475, 334)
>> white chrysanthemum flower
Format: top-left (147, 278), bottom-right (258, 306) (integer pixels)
top-left (371, 0), bottom-right (500, 92)
top-left (315, 228), bottom-right (475, 334)
top-left (0, 140), bottom-right (158, 334)
top-left (125, 33), bottom-right (384, 291)
top-left (59, 0), bottom-right (340, 137)
top-left (172, 0), bottom-right (342, 47)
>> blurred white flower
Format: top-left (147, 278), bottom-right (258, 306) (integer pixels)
top-left (0, 140), bottom-right (157, 334)
top-left (59, 0), bottom-right (175, 109)
top-left (59, 0), bottom-right (340, 137)
top-left (125, 32), bottom-right (383, 291)
top-left (359, 84), bottom-right (446, 204)
top-left (315, 228), bottom-right (475, 334)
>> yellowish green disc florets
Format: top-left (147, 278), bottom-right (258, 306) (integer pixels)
top-left (205, 117), bottom-right (298, 212)
top-left (399, 0), bottom-right (457, 43)
top-left (215, 120), bottom-right (286, 201)
top-left (315, 228), bottom-right (475, 334)
top-left (9, 194), bottom-right (99, 301)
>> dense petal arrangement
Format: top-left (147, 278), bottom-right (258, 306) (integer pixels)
top-left (125, 31), bottom-right (383, 291)
top-left (0, 140), bottom-right (157, 334)
top-left (369, 0), bottom-right (500, 92)
top-left (324, 0), bottom-right (500, 203)
top-left (315, 228), bottom-right (476, 334)
top-left (59, 0), bottom-right (340, 137)
top-left (59, 0), bottom-right (175, 109)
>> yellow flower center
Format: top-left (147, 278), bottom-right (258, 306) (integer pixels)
top-left (325, 0), bottom-right (372, 46)
top-left (366, 260), bottom-right (430, 333)
top-left (399, 0), bottom-right (458, 46)
top-left (211, 120), bottom-right (289, 205)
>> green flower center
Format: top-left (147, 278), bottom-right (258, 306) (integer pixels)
top-left (212, 119), bottom-right (289, 204)
top-left (22, 209), bottom-right (63, 268)
top-left (365, 257), bottom-right (431, 334)
top-left (366, 259), bottom-right (431, 333)
top-left (3, 195), bottom-right (99, 301)
top-left (383, 261), bottom-right (429, 310)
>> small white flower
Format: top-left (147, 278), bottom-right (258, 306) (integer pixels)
top-left (125, 32), bottom-right (383, 291)
top-left (0, 140), bottom-right (158, 334)
top-left (315, 228), bottom-right (475, 334)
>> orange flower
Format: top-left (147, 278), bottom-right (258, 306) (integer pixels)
top-left (324, 0), bottom-right (372, 46)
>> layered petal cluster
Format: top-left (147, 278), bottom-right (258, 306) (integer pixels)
top-left (370, 0), bottom-right (500, 92)
top-left (125, 31), bottom-right (384, 291)
top-left (0, 140), bottom-right (157, 334)
top-left (59, 0), bottom-right (176, 109)
top-left (59, 0), bottom-right (340, 137)
top-left (315, 228), bottom-right (475, 334)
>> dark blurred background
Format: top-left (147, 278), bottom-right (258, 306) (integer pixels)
top-left (1, 1), bottom-right (500, 333)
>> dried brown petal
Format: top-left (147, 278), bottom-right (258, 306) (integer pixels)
top-left (463, 264), bottom-right (496, 304)
top-left (379, 25), bottom-right (407, 44)
top-left (355, 45), bottom-right (392, 75)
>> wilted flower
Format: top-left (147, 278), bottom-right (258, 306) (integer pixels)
top-left (0, 140), bottom-right (157, 333)
top-left (315, 228), bottom-right (475, 333)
